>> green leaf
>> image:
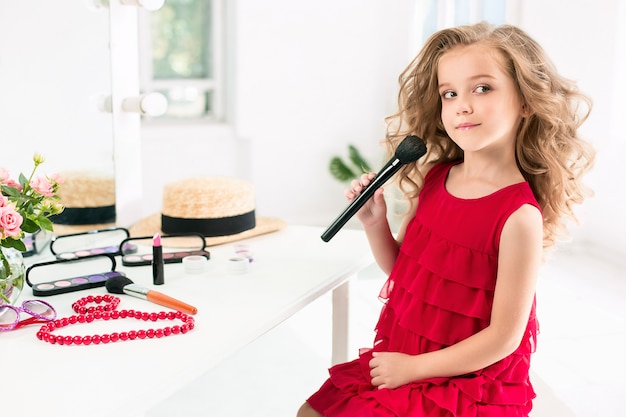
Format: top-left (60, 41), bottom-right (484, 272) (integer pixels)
top-left (18, 173), bottom-right (28, 188)
top-left (2, 238), bottom-right (26, 252)
top-left (38, 217), bottom-right (54, 232)
top-left (329, 157), bottom-right (357, 182)
top-left (348, 145), bottom-right (372, 174)
top-left (20, 218), bottom-right (39, 233)
top-left (1, 184), bottom-right (20, 197)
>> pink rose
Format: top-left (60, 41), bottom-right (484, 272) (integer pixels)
top-left (0, 167), bottom-right (9, 183)
top-left (5, 179), bottom-right (22, 191)
top-left (0, 195), bottom-right (7, 208)
top-left (30, 176), bottom-right (54, 197)
top-left (48, 172), bottom-right (64, 185)
top-left (0, 205), bottom-right (23, 239)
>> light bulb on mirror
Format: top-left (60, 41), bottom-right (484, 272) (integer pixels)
top-left (91, 93), bottom-right (113, 113)
top-left (122, 92), bottom-right (168, 117)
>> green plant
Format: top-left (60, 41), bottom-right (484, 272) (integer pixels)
top-left (328, 145), bottom-right (373, 183)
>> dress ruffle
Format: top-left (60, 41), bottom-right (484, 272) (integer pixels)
top-left (307, 162), bottom-right (541, 416)
top-left (308, 354), bottom-right (536, 417)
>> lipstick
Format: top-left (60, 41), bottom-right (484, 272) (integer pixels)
top-left (152, 233), bottom-right (164, 285)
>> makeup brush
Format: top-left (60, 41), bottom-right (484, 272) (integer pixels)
top-left (321, 135), bottom-right (427, 242)
top-left (105, 275), bottom-right (198, 315)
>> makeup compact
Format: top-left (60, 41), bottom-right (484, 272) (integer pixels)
top-left (119, 233), bottom-right (210, 267)
top-left (26, 253), bottom-right (125, 296)
top-left (22, 229), bottom-right (52, 257)
top-left (49, 227), bottom-right (135, 260)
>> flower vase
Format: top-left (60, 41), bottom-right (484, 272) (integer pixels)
top-left (0, 247), bottom-right (26, 306)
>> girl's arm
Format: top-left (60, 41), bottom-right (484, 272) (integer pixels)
top-left (364, 195), bottom-right (419, 275)
top-left (347, 174), bottom-right (418, 275)
top-left (349, 161), bottom-right (427, 275)
top-left (369, 203), bottom-right (543, 389)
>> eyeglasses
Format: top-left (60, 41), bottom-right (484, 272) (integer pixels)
top-left (0, 300), bottom-right (57, 331)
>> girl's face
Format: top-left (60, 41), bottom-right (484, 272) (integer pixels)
top-left (437, 43), bottom-right (525, 155)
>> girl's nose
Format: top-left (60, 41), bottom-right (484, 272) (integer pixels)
top-left (456, 96), bottom-right (473, 115)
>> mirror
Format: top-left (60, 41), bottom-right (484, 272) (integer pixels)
top-left (0, 2), bottom-right (114, 193)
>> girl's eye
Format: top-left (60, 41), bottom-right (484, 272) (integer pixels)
top-left (475, 85), bottom-right (491, 94)
top-left (441, 90), bottom-right (456, 99)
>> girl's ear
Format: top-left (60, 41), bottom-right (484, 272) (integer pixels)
top-left (520, 103), bottom-right (532, 118)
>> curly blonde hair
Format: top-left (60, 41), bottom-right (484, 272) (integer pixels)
top-left (385, 22), bottom-right (595, 249)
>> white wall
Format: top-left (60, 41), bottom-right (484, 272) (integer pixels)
top-left (233, 0), bottom-right (416, 227)
top-left (0, 2), bottom-right (113, 176)
top-left (516, 0), bottom-right (626, 256)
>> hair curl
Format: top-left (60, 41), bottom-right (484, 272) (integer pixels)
top-left (385, 22), bottom-right (595, 249)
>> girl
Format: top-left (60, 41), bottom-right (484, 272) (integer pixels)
top-left (298, 22), bottom-right (594, 416)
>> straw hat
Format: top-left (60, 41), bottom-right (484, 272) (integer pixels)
top-left (129, 177), bottom-right (286, 246)
top-left (50, 170), bottom-right (117, 236)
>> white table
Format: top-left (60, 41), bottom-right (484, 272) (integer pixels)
top-left (3, 225), bottom-right (372, 417)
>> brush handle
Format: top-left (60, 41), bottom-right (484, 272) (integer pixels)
top-left (321, 135), bottom-right (427, 242)
top-left (321, 159), bottom-right (401, 242)
top-left (146, 290), bottom-right (198, 315)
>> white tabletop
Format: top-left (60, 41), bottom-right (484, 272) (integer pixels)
top-left (2, 225), bottom-right (372, 417)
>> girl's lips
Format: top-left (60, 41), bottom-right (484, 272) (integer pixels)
top-left (456, 122), bottom-right (480, 130)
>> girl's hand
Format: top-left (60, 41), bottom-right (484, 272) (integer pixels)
top-left (369, 351), bottom-right (418, 390)
top-left (344, 173), bottom-right (387, 227)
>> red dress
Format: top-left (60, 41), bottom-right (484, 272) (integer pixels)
top-left (308, 161), bottom-right (541, 416)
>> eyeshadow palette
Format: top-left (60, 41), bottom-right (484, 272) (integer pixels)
top-left (118, 234), bottom-right (209, 267)
top-left (22, 230), bottom-right (52, 257)
top-left (26, 253), bottom-right (122, 297)
top-left (50, 227), bottom-right (133, 259)
top-left (31, 271), bottom-right (125, 297)
top-left (55, 245), bottom-right (120, 259)
top-left (122, 250), bottom-right (211, 267)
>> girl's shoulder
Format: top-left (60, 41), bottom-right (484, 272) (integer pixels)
top-left (421, 159), bottom-right (460, 184)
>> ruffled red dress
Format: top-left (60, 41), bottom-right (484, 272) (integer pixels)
top-left (307, 161), bottom-right (541, 416)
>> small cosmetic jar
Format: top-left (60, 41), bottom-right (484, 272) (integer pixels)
top-left (228, 257), bottom-right (250, 274)
top-left (234, 244), bottom-right (254, 262)
top-left (183, 255), bottom-right (208, 274)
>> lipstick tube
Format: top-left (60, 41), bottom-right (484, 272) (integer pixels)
top-left (152, 233), bottom-right (165, 285)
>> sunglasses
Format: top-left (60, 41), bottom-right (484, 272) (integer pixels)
top-left (0, 300), bottom-right (57, 331)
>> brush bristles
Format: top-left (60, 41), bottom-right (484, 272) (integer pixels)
top-left (105, 275), bottom-right (134, 294)
top-left (395, 135), bottom-right (427, 164)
